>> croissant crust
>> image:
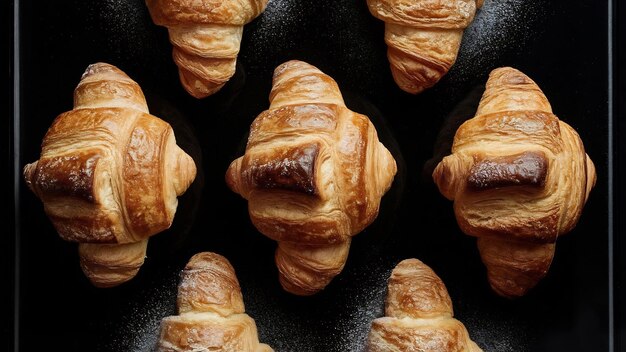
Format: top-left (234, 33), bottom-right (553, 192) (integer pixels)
top-left (226, 60), bottom-right (397, 295)
top-left (367, 0), bottom-right (483, 94)
top-left (23, 63), bottom-right (197, 287)
top-left (367, 259), bottom-right (482, 351)
top-left (146, 0), bottom-right (269, 98)
top-left (432, 67), bottom-right (596, 297)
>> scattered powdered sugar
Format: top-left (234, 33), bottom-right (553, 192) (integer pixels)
top-left (104, 267), bottom-right (179, 352)
top-left (241, 0), bottom-right (307, 73)
top-left (331, 259), bottom-right (392, 352)
top-left (449, 0), bottom-right (545, 87)
top-left (460, 307), bottom-right (532, 352)
top-left (88, 0), bottom-right (170, 74)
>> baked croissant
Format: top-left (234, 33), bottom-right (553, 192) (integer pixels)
top-left (226, 60), bottom-right (397, 295)
top-left (146, 0), bottom-right (269, 98)
top-left (23, 63), bottom-right (197, 288)
top-left (367, 259), bottom-right (482, 351)
top-left (367, 0), bottom-right (483, 94)
top-left (432, 67), bottom-right (596, 298)
top-left (158, 252), bottom-right (273, 352)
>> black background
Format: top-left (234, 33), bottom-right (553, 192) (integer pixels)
top-left (9, 0), bottom-right (624, 351)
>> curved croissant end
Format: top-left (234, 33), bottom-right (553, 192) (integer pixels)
top-left (226, 60), bottom-right (397, 295)
top-left (79, 240), bottom-right (148, 288)
top-left (432, 67), bottom-right (596, 298)
top-left (476, 66), bottom-right (553, 115)
top-left (75, 62), bottom-right (149, 112)
top-left (24, 63), bottom-right (197, 287)
top-left (169, 143), bottom-right (198, 197)
top-left (367, 259), bottom-right (482, 352)
top-left (270, 60), bottom-right (346, 109)
top-left (158, 252), bottom-right (273, 351)
top-left (146, 0), bottom-right (269, 98)
top-left (275, 241), bottom-right (351, 296)
top-left (367, 0), bottom-right (482, 94)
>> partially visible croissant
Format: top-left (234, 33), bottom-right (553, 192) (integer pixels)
top-left (226, 60), bottom-right (397, 295)
top-left (158, 252), bottom-right (273, 352)
top-left (367, 0), bottom-right (483, 94)
top-left (367, 259), bottom-right (482, 351)
top-left (433, 67), bottom-right (596, 297)
top-left (146, 0), bottom-right (269, 98)
top-left (23, 63), bottom-right (197, 288)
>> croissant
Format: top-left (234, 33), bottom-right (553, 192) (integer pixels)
top-left (226, 60), bottom-right (397, 295)
top-left (432, 67), bottom-right (596, 298)
top-left (367, 259), bottom-right (482, 351)
top-left (158, 252), bottom-right (272, 351)
top-left (145, 0), bottom-right (269, 98)
top-left (367, 0), bottom-right (483, 94)
top-left (23, 63), bottom-right (197, 288)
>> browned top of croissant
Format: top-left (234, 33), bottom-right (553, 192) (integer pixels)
top-left (159, 252), bottom-right (273, 352)
top-left (367, 0), bottom-right (483, 28)
top-left (146, 0), bottom-right (268, 26)
top-left (433, 67), bottom-right (596, 243)
top-left (368, 259), bottom-right (482, 351)
top-left (23, 63), bottom-right (197, 245)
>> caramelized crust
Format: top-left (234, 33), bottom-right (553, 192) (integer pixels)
top-left (432, 67), bottom-right (596, 297)
top-left (226, 61), bottom-right (397, 295)
top-left (467, 151), bottom-right (548, 191)
top-left (242, 143), bottom-right (320, 196)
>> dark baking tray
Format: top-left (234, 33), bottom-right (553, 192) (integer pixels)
top-left (9, 0), bottom-right (624, 351)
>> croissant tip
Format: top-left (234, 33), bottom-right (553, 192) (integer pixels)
top-left (81, 62), bottom-right (124, 80)
top-left (178, 67), bottom-right (227, 99)
top-left (23, 161), bottom-right (38, 194)
top-left (273, 60), bottom-right (315, 78)
top-left (174, 148), bottom-right (197, 196)
top-left (488, 67), bottom-right (534, 86)
top-left (78, 241), bottom-right (148, 288)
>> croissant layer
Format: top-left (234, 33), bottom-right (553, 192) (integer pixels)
top-left (146, 0), bottom-right (268, 98)
top-left (226, 60), bottom-right (397, 295)
top-left (432, 67), bottom-right (596, 297)
top-left (367, 0), bottom-right (482, 93)
top-left (24, 63), bottom-right (196, 287)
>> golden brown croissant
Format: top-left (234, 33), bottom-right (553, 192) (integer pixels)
top-left (23, 63), bottom-right (197, 288)
top-left (226, 60), bottom-right (397, 295)
top-left (367, 0), bottom-right (483, 94)
top-left (146, 0), bottom-right (269, 98)
top-left (158, 252), bottom-right (273, 352)
top-left (367, 259), bottom-right (482, 351)
top-left (432, 67), bottom-right (596, 298)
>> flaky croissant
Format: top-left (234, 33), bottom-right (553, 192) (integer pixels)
top-left (367, 0), bottom-right (483, 94)
top-left (146, 0), bottom-right (268, 98)
top-left (367, 259), bottom-right (482, 351)
top-left (158, 252), bottom-right (273, 352)
top-left (433, 67), bottom-right (596, 298)
top-left (23, 63), bottom-right (197, 288)
top-left (226, 60), bottom-right (397, 295)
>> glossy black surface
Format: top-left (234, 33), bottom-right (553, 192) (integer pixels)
top-left (13, 0), bottom-right (619, 351)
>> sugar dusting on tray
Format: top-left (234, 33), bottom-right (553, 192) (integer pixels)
top-left (240, 0), bottom-right (306, 71)
top-left (105, 270), bottom-right (179, 352)
top-left (332, 259), bottom-right (390, 351)
top-left (450, 0), bottom-right (545, 87)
